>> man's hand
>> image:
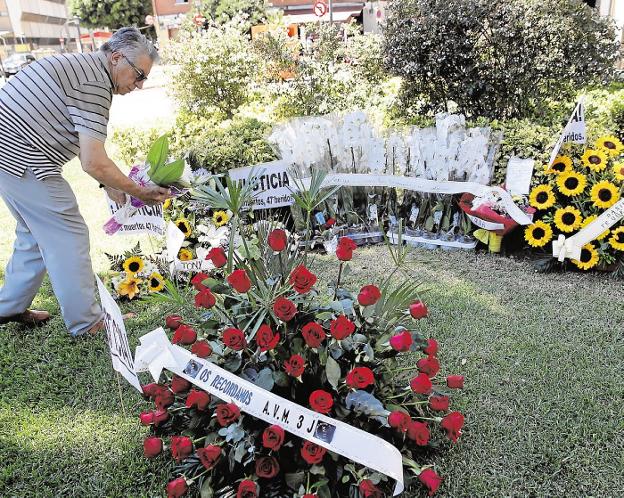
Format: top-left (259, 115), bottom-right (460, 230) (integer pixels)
top-left (134, 185), bottom-right (171, 206)
top-left (104, 186), bottom-right (128, 205)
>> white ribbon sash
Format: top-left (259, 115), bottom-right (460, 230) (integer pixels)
top-left (134, 328), bottom-right (404, 495)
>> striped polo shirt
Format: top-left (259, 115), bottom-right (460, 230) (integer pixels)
top-left (0, 50), bottom-right (113, 180)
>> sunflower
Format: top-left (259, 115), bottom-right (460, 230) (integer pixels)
top-left (553, 206), bottom-right (582, 233)
top-left (213, 210), bottom-right (229, 227)
top-left (524, 221), bottom-right (553, 248)
top-left (571, 243), bottom-right (599, 271)
top-left (590, 180), bottom-right (620, 209)
top-left (581, 149), bottom-right (608, 172)
top-left (612, 162), bottom-right (624, 182)
top-left (609, 226), bottom-right (624, 251)
top-left (595, 135), bottom-right (624, 157)
top-left (163, 198), bottom-right (172, 210)
top-left (529, 184), bottom-right (556, 210)
top-left (178, 248), bottom-right (193, 261)
top-left (556, 170), bottom-right (586, 197)
top-left (148, 272), bottom-right (165, 292)
top-left (581, 215), bottom-right (610, 241)
top-left (547, 155), bottom-right (573, 174)
top-left (175, 218), bottom-right (193, 237)
top-left (117, 277), bottom-right (142, 300)
top-left (123, 256), bottom-right (144, 275)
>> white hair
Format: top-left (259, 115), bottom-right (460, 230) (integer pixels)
top-left (101, 26), bottom-right (159, 62)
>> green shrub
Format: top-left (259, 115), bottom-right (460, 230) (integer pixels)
top-left (383, 0), bottom-right (620, 120)
top-left (111, 126), bottom-right (167, 166)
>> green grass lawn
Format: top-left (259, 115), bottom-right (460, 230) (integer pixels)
top-left (1, 172), bottom-right (624, 497)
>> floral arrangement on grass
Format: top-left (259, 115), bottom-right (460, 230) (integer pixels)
top-left (106, 243), bottom-right (166, 300)
top-left (137, 172), bottom-right (465, 497)
top-left (524, 135), bottom-right (624, 271)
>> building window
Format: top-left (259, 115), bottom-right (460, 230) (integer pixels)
top-left (175, 0), bottom-right (189, 4)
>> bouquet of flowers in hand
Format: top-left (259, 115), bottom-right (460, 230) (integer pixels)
top-left (137, 224), bottom-right (465, 498)
top-left (524, 135), bottom-right (624, 271)
top-left (106, 243), bottom-right (167, 300)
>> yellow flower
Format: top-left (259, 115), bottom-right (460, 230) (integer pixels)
top-left (590, 180), bottom-right (620, 209)
top-left (178, 248), bottom-right (193, 261)
top-left (595, 135), bottom-right (623, 157)
top-left (612, 162), bottom-right (624, 182)
top-left (554, 206), bottom-right (582, 233)
top-left (213, 210), bottom-right (229, 227)
top-left (163, 198), bottom-right (172, 210)
top-left (117, 277), bottom-right (142, 300)
top-left (148, 272), bottom-right (165, 292)
top-left (581, 215), bottom-right (609, 241)
top-left (556, 170), bottom-right (586, 197)
top-left (546, 155), bottom-right (573, 174)
top-left (581, 149), bottom-right (608, 172)
top-left (524, 221), bottom-right (553, 248)
top-left (571, 243), bottom-right (599, 271)
top-left (529, 184), bottom-right (556, 210)
top-left (609, 226), bottom-right (624, 251)
top-left (122, 256), bottom-right (144, 275)
top-left (175, 218), bottom-right (193, 237)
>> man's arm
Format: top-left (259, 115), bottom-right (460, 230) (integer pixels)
top-left (79, 134), bottom-right (170, 205)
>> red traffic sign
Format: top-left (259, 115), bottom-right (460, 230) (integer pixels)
top-left (193, 14), bottom-right (206, 26)
top-left (313, 0), bottom-right (328, 17)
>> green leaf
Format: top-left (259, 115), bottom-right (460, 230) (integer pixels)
top-left (146, 134), bottom-right (169, 175)
top-left (150, 158), bottom-right (185, 186)
top-left (200, 479), bottom-right (214, 498)
top-left (325, 355), bottom-right (341, 389)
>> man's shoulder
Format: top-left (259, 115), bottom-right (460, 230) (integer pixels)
top-left (43, 52), bottom-right (110, 87)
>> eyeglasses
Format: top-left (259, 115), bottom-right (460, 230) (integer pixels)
top-left (121, 54), bottom-right (147, 82)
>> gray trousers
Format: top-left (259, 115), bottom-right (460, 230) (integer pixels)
top-left (0, 167), bottom-right (102, 336)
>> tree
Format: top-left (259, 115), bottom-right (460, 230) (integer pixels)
top-left (383, 0), bottom-right (620, 120)
top-left (198, 0), bottom-right (268, 26)
top-left (69, 0), bottom-right (152, 30)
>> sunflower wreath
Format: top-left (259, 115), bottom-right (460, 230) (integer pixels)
top-left (525, 135), bottom-right (624, 271)
top-left (106, 243), bottom-right (168, 300)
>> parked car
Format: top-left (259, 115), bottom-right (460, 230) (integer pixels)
top-left (3, 53), bottom-right (35, 78)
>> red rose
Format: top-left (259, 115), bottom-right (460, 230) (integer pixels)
top-left (165, 315), bottom-right (183, 330)
top-left (153, 408), bottom-right (170, 426)
top-left (357, 285), bottom-right (381, 306)
top-left (345, 366), bottom-right (375, 389)
top-left (256, 324), bottom-right (280, 352)
top-left (142, 383), bottom-right (166, 398)
top-left (197, 445), bottom-right (222, 470)
top-left (139, 410), bottom-right (154, 426)
top-left (223, 327), bottom-right (247, 351)
top-left (325, 218), bottom-right (336, 227)
top-left (227, 269), bottom-right (252, 293)
top-left (301, 441), bottom-right (327, 464)
top-left (410, 373), bottom-right (432, 394)
top-left (262, 425), bottom-right (285, 451)
top-left (192, 340), bottom-right (213, 358)
top-left (171, 375), bottom-right (191, 394)
top-left (409, 300), bottom-right (428, 319)
top-left (207, 247), bottom-right (227, 268)
top-left (216, 402), bottom-right (241, 426)
top-left (309, 389), bottom-right (333, 414)
top-left (330, 315), bottom-right (355, 340)
top-left (447, 375), bottom-right (464, 389)
top-left (423, 338), bottom-right (438, 356)
top-left (273, 296), bottom-right (297, 321)
top-left (186, 389), bottom-right (211, 411)
top-left (301, 322), bottom-right (326, 348)
top-left (428, 395), bottom-right (450, 412)
top-left (284, 354), bottom-right (305, 377)
top-left (389, 330), bottom-right (413, 352)
top-left (289, 265), bottom-right (317, 294)
top-left (441, 411), bottom-right (464, 442)
top-left (336, 236), bottom-right (357, 261)
top-left (388, 411), bottom-right (411, 432)
top-left (237, 480), bottom-right (258, 498)
top-left (303, 495), bottom-right (318, 498)
top-left (170, 435), bottom-right (193, 462)
top-left (418, 468), bottom-right (442, 496)
top-left (268, 229), bottom-right (287, 252)
top-left (255, 456), bottom-right (280, 479)
top-left (172, 324), bottom-right (197, 345)
top-left (359, 479), bottom-right (383, 498)
top-left (195, 288), bottom-right (216, 309)
top-left (191, 272), bottom-right (210, 291)
top-left (407, 420), bottom-right (430, 446)
top-left (154, 389), bottom-right (175, 410)
top-left (143, 436), bottom-right (163, 458)
top-left (417, 356), bottom-right (440, 378)
top-left (166, 477), bottom-right (188, 498)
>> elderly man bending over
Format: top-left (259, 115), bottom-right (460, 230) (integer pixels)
top-left (0, 27), bottom-right (169, 335)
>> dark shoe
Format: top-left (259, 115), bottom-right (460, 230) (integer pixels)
top-left (0, 309), bottom-right (51, 327)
